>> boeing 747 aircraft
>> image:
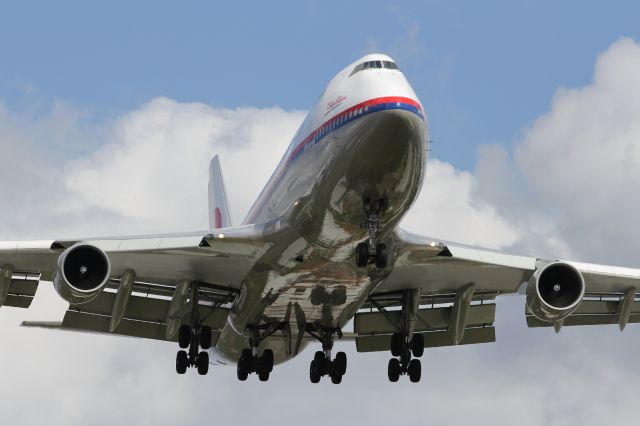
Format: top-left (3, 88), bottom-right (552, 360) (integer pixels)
top-left (2, 54), bottom-right (639, 384)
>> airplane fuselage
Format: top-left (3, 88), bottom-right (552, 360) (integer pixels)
top-left (215, 55), bottom-right (428, 363)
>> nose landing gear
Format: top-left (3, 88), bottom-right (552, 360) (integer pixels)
top-left (356, 198), bottom-right (389, 268)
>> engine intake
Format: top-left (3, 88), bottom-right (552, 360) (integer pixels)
top-left (526, 262), bottom-right (585, 323)
top-left (53, 243), bottom-right (110, 305)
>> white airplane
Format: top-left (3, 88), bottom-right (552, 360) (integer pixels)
top-left (2, 54), bottom-right (640, 384)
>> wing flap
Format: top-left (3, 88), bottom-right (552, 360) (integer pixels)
top-left (70, 290), bottom-right (231, 329)
top-left (26, 311), bottom-right (219, 345)
top-left (24, 288), bottom-right (230, 343)
top-left (354, 304), bottom-right (495, 335)
top-left (355, 327), bottom-right (496, 353)
top-left (526, 296), bottom-right (640, 328)
top-left (1, 272), bottom-right (41, 309)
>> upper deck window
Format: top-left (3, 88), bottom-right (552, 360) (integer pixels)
top-left (350, 60), bottom-right (399, 76)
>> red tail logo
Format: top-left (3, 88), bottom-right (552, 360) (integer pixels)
top-left (214, 208), bottom-right (223, 229)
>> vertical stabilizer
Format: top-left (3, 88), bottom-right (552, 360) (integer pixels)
top-left (208, 155), bottom-right (232, 229)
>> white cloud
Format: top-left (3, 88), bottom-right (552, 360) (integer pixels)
top-left (401, 158), bottom-right (519, 249)
top-left (2, 37), bottom-right (640, 425)
top-left (476, 37), bottom-right (640, 265)
top-left (65, 97), bottom-right (305, 233)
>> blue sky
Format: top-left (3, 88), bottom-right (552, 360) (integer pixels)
top-left (3, 0), bottom-right (640, 169)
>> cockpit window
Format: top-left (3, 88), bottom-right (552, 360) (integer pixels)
top-left (350, 60), bottom-right (399, 76)
top-left (383, 61), bottom-right (398, 70)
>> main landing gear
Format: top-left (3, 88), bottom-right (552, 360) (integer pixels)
top-left (307, 327), bottom-right (347, 384)
top-left (175, 324), bottom-right (212, 375)
top-left (355, 198), bottom-right (388, 268)
top-left (237, 347), bottom-right (274, 382)
top-left (236, 324), bottom-right (284, 382)
top-left (369, 289), bottom-right (424, 382)
top-left (387, 332), bottom-right (424, 383)
top-left (175, 284), bottom-right (212, 376)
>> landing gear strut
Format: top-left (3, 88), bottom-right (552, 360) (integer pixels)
top-left (356, 198), bottom-right (388, 268)
top-left (236, 323), bottom-right (284, 382)
top-left (175, 284), bottom-right (212, 376)
top-left (307, 326), bottom-right (347, 384)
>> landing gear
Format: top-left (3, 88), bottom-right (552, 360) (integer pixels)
top-left (407, 359), bottom-right (421, 383)
top-left (356, 198), bottom-right (389, 268)
top-left (355, 242), bottom-right (370, 268)
top-left (178, 325), bottom-right (190, 349)
top-left (306, 326), bottom-right (347, 384)
top-left (176, 350), bottom-right (188, 375)
top-left (411, 333), bottom-right (424, 357)
top-left (355, 242), bottom-right (388, 268)
top-left (236, 323), bottom-right (285, 382)
top-left (387, 332), bottom-right (423, 383)
top-left (200, 326), bottom-right (213, 350)
top-left (309, 350), bottom-right (347, 384)
top-left (237, 347), bottom-right (274, 382)
top-left (197, 351), bottom-right (209, 375)
top-left (174, 284), bottom-right (212, 375)
top-left (387, 358), bottom-right (401, 382)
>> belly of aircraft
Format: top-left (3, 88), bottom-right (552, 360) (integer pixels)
top-left (215, 109), bottom-right (427, 364)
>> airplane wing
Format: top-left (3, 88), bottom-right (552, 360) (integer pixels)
top-left (354, 228), bottom-right (640, 353)
top-left (1, 225), bottom-right (270, 343)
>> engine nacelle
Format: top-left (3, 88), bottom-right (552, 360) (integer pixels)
top-left (526, 261), bottom-right (585, 323)
top-left (53, 243), bottom-right (111, 305)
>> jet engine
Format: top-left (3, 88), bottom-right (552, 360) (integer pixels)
top-left (526, 262), bottom-right (585, 323)
top-left (53, 243), bottom-right (111, 305)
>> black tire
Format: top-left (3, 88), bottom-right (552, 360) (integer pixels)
top-left (258, 369), bottom-right (270, 382)
top-left (408, 359), bottom-right (421, 383)
top-left (355, 242), bottom-right (370, 267)
top-left (388, 358), bottom-right (400, 382)
top-left (200, 326), bottom-right (212, 350)
top-left (178, 325), bottom-right (191, 349)
top-left (309, 360), bottom-right (321, 383)
top-left (330, 371), bottom-right (343, 384)
top-left (375, 243), bottom-right (387, 268)
top-left (390, 333), bottom-right (403, 357)
top-left (261, 349), bottom-right (274, 373)
top-left (411, 334), bottom-right (424, 358)
top-left (237, 348), bottom-right (252, 381)
top-left (313, 351), bottom-right (327, 375)
top-left (197, 351), bottom-right (209, 375)
top-left (237, 358), bottom-right (249, 381)
top-left (335, 351), bottom-right (347, 376)
top-left (176, 350), bottom-right (188, 375)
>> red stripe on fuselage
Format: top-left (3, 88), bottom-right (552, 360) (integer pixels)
top-left (286, 96), bottom-right (422, 166)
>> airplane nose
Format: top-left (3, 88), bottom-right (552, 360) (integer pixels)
top-left (358, 109), bottom-right (425, 164)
